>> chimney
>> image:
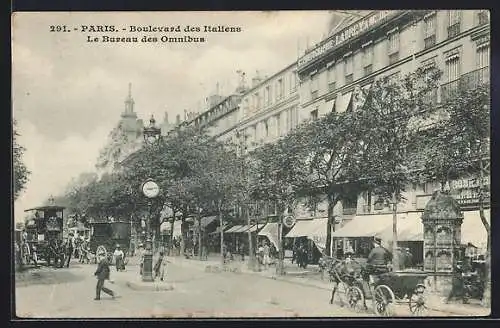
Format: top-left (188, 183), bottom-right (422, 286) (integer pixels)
top-left (176, 114), bottom-right (181, 124)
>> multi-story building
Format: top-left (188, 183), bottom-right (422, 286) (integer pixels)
top-left (237, 65), bottom-right (300, 154)
top-left (97, 84), bottom-right (177, 175)
top-left (295, 10), bottom-right (490, 257)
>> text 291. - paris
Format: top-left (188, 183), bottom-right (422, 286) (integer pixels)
top-left (49, 25), bottom-right (118, 33)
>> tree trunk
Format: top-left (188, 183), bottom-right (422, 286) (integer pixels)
top-left (180, 218), bottom-right (186, 257)
top-left (247, 205), bottom-right (256, 271)
top-left (479, 154), bottom-right (491, 308)
top-left (391, 191), bottom-right (399, 271)
top-left (326, 193), bottom-right (335, 257)
top-left (219, 211), bottom-right (224, 265)
top-left (198, 215), bottom-right (202, 261)
top-left (168, 213), bottom-right (175, 256)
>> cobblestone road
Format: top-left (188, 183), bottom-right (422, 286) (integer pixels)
top-left (14, 258), bottom-right (488, 318)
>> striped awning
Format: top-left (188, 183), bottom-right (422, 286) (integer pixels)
top-left (225, 225), bottom-right (246, 233)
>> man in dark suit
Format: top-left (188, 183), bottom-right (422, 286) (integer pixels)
top-left (94, 255), bottom-right (115, 300)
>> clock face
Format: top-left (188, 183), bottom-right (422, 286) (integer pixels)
top-left (142, 180), bottom-right (160, 198)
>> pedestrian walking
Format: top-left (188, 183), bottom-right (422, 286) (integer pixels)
top-left (64, 239), bottom-right (73, 268)
top-left (154, 251), bottom-right (169, 281)
top-left (94, 255), bottom-right (115, 300)
top-left (263, 242), bottom-right (270, 270)
top-left (113, 245), bottom-right (125, 271)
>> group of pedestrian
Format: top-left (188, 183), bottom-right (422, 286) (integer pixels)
top-left (257, 241), bottom-right (271, 269)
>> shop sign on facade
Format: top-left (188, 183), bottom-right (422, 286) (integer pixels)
top-left (298, 10), bottom-right (397, 67)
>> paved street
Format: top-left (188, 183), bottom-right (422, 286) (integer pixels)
top-left (15, 257), bottom-right (487, 318)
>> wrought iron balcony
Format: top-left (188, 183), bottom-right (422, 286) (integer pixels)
top-left (459, 66), bottom-right (490, 90)
top-left (440, 66), bottom-right (489, 103)
top-left (424, 35), bottom-right (436, 49)
top-left (345, 74), bottom-right (353, 84)
top-left (311, 90), bottom-right (319, 100)
top-left (328, 81), bottom-right (336, 92)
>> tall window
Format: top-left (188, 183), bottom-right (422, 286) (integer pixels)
top-left (477, 10), bottom-right (490, 26)
top-left (310, 74), bottom-right (319, 100)
top-left (264, 86), bottom-right (271, 105)
top-left (327, 64), bottom-right (336, 91)
top-left (344, 55), bottom-right (354, 84)
top-left (276, 78), bottom-right (284, 100)
top-left (290, 72), bottom-right (298, 93)
top-left (477, 40), bottom-right (490, 69)
top-left (310, 108), bottom-right (318, 120)
top-left (448, 11), bottom-right (462, 38)
top-left (362, 44), bottom-right (374, 76)
top-left (275, 113), bottom-right (281, 136)
top-left (254, 92), bottom-right (261, 111)
top-left (442, 49), bottom-right (461, 102)
top-left (445, 52), bottom-right (461, 82)
top-left (265, 120), bottom-right (269, 138)
top-left (423, 12), bottom-right (437, 49)
top-left (387, 31), bottom-right (400, 64)
top-left (422, 59), bottom-right (438, 104)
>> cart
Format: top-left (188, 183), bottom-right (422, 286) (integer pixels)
top-left (23, 204), bottom-right (66, 266)
top-left (88, 219), bottom-right (131, 263)
top-left (345, 270), bottom-right (428, 316)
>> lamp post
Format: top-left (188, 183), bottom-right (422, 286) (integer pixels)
top-left (140, 115), bottom-right (162, 282)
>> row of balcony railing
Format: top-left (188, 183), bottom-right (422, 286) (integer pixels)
top-left (441, 66), bottom-right (489, 103)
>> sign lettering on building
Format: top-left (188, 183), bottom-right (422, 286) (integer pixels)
top-left (298, 10), bottom-right (398, 68)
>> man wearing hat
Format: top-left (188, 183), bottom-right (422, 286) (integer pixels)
top-left (365, 237), bottom-right (392, 280)
top-left (94, 254), bottom-right (115, 300)
top-left (113, 245), bottom-right (125, 271)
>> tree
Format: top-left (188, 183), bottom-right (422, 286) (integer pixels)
top-left (421, 83), bottom-right (490, 307)
top-left (248, 135), bottom-right (308, 275)
top-left (291, 110), bottom-right (371, 256)
top-left (13, 120), bottom-right (30, 200)
top-left (357, 67), bottom-right (442, 269)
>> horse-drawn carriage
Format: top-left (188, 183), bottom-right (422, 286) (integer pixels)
top-left (23, 204), bottom-right (66, 266)
top-left (326, 256), bottom-right (428, 316)
top-left (87, 218), bottom-right (131, 263)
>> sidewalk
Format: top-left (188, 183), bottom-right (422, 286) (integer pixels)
top-left (167, 255), bottom-right (490, 317)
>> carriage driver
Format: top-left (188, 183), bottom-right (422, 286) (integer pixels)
top-left (365, 237), bottom-right (393, 284)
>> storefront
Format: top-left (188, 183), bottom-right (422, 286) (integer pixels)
top-left (285, 218), bottom-right (328, 264)
top-left (331, 212), bottom-right (424, 266)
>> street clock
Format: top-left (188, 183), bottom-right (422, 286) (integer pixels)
top-left (141, 179), bottom-right (160, 198)
top-left (283, 215), bottom-right (296, 228)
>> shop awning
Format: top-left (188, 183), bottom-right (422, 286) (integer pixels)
top-left (461, 209), bottom-right (490, 249)
top-left (320, 99), bottom-right (336, 116)
top-left (336, 91), bottom-right (353, 113)
top-left (376, 212), bottom-right (424, 242)
top-left (285, 220), bottom-right (317, 238)
top-left (285, 218), bottom-right (328, 251)
top-left (225, 225), bottom-right (246, 233)
top-left (352, 84), bottom-right (372, 111)
top-left (245, 225), bottom-right (260, 233)
top-left (193, 216), bottom-right (218, 229)
top-left (234, 225), bottom-right (251, 233)
top-left (258, 223), bottom-right (279, 249)
top-left (331, 213), bottom-right (423, 241)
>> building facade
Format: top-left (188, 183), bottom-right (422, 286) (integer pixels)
top-left (97, 84), bottom-right (177, 175)
top-left (237, 64), bottom-right (300, 154)
top-left (296, 9), bottom-right (490, 255)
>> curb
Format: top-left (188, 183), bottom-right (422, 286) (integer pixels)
top-left (122, 280), bottom-right (175, 292)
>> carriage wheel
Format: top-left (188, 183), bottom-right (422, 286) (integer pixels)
top-left (373, 285), bottom-right (395, 316)
top-left (96, 245), bottom-right (107, 260)
top-left (347, 286), bottom-right (366, 312)
top-left (409, 285), bottom-right (427, 316)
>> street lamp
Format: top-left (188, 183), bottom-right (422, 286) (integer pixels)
top-left (143, 115), bottom-right (162, 145)
top-left (140, 114), bottom-right (162, 282)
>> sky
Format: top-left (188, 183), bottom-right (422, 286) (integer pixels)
top-left (12, 11), bottom-right (343, 222)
